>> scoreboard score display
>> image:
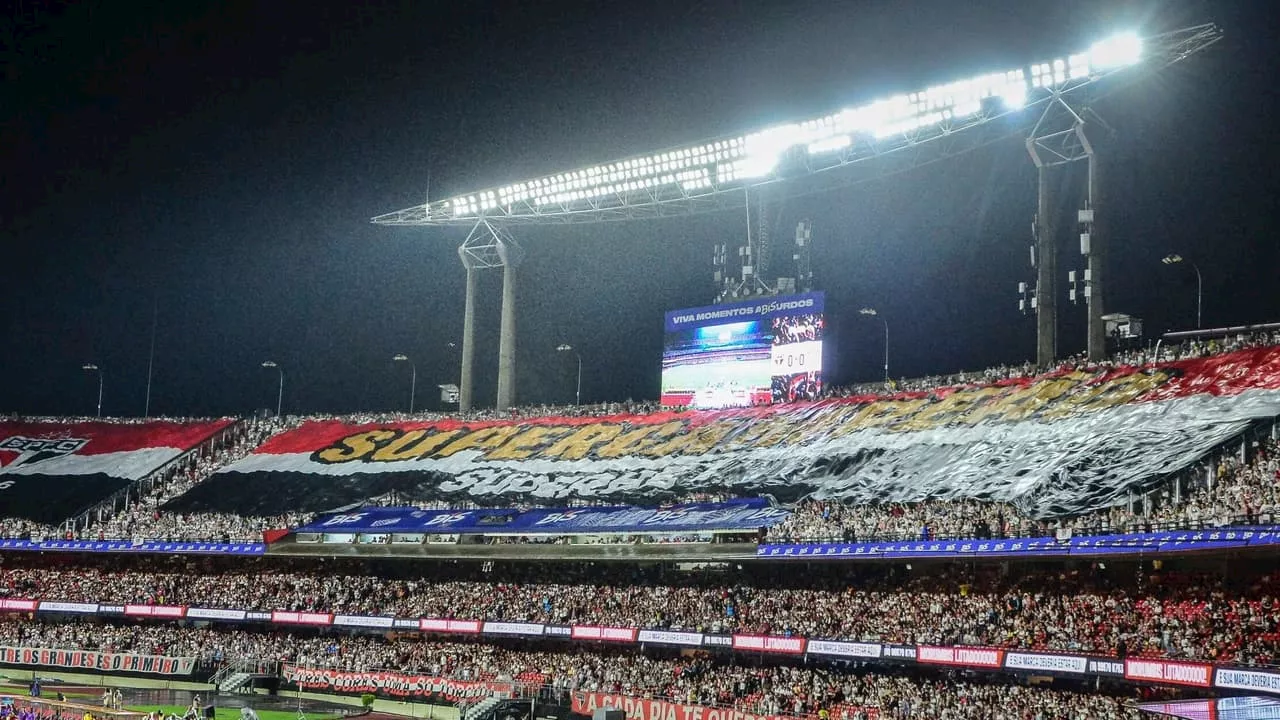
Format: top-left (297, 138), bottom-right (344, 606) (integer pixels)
top-left (660, 292), bottom-right (825, 408)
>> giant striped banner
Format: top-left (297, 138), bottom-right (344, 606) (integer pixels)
top-left (0, 419), bottom-right (234, 524)
top-left (168, 348), bottom-right (1280, 518)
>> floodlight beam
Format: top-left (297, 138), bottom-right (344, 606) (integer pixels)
top-left (373, 25), bottom-right (1219, 227)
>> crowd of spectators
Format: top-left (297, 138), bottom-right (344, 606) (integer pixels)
top-left (3, 555), bottom-right (1280, 665)
top-left (771, 436), bottom-right (1280, 543)
top-left (2, 330), bottom-right (1277, 547)
top-left (84, 418), bottom-right (303, 543)
top-left (302, 399), bottom-right (663, 426)
top-left (824, 329), bottom-right (1280, 400)
top-left (0, 618), bottom-right (1142, 719)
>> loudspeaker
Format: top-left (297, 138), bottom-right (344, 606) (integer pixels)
top-left (592, 710), bottom-right (624, 720)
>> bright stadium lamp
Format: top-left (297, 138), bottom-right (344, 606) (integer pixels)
top-left (1090, 32), bottom-right (1143, 69)
top-left (81, 364), bottom-right (103, 417)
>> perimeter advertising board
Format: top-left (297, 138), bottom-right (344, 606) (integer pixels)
top-left (661, 292), bottom-right (825, 408)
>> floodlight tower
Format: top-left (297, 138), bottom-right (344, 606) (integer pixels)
top-left (373, 25), bottom-right (1221, 397)
top-left (457, 219), bottom-right (523, 412)
top-left (1025, 34), bottom-right (1140, 365)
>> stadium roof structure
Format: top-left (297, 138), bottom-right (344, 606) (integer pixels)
top-left (373, 24), bottom-right (1222, 228)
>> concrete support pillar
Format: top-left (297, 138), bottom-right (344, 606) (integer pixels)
top-left (1035, 166), bottom-right (1057, 368)
top-left (459, 265), bottom-right (477, 412)
top-left (495, 241), bottom-right (524, 411)
top-left (1083, 138), bottom-right (1106, 362)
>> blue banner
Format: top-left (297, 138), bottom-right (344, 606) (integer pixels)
top-left (663, 292), bottom-right (825, 333)
top-left (298, 499), bottom-right (788, 536)
top-left (757, 527), bottom-right (1280, 559)
top-left (0, 538), bottom-right (266, 555)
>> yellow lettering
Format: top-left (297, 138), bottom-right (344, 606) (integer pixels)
top-left (722, 415), bottom-right (790, 449)
top-left (541, 424), bottom-right (623, 460)
top-left (371, 429), bottom-right (459, 462)
top-left (837, 399), bottom-right (928, 434)
top-left (595, 423), bottom-right (678, 459)
top-left (899, 386), bottom-right (1006, 432)
top-left (1041, 369), bottom-right (1170, 419)
top-left (647, 421), bottom-right (735, 456)
top-left (979, 375), bottom-right (1082, 423)
top-left (314, 430), bottom-right (396, 463)
top-left (435, 426), bottom-right (524, 458)
top-left (952, 385), bottom-right (1025, 426)
top-left (486, 426), bottom-right (569, 460)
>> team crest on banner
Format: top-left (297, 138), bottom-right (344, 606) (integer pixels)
top-left (0, 436), bottom-right (89, 469)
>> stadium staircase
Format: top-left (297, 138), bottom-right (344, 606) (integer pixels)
top-left (211, 658), bottom-right (278, 694)
top-left (463, 697), bottom-right (513, 720)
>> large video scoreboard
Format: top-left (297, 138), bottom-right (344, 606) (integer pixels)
top-left (660, 292), bottom-right (825, 408)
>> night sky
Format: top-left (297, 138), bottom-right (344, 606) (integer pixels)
top-left (2, 0), bottom-right (1276, 418)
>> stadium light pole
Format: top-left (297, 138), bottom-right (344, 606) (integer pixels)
top-left (393, 353), bottom-right (417, 413)
top-left (859, 309), bottom-right (889, 382)
top-left (556, 344), bottom-right (582, 406)
top-left (1161, 254), bottom-right (1202, 328)
top-left (81, 364), bottom-right (103, 417)
top-left (261, 360), bottom-right (283, 418)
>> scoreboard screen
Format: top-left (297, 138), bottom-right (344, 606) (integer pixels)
top-left (660, 292), bottom-right (825, 408)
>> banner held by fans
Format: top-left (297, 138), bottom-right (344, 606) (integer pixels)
top-left (0, 419), bottom-right (234, 524)
top-left (173, 348), bottom-right (1280, 518)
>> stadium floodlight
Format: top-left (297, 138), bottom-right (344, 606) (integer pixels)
top-left (858, 309), bottom-right (890, 382)
top-left (1090, 32), bottom-right (1143, 69)
top-left (1161, 253), bottom-right (1203, 328)
top-left (260, 360), bottom-right (284, 418)
top-left (392, 353), bottom-right (417, 413)
top-left (556, 344), bottom-right (582, 406)
top-left (81, 364), bottom-right (103, 418)
top-left (374, 26), bottom-right (1225, 227)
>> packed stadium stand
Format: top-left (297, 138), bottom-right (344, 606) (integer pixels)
top-left (1, 554), bottom-right (1279, 663)
top-left (0, 614), bottom-right (1152, 719)
top-left (2, 334), bottom-right (1280, 720)
top-left (3, 335), bottom-right (1278, 545)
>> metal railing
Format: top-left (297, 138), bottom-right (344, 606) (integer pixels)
top-left (210, 657), bottom-right (282, 689)
top-left (57, 419), bottom-right (249, 535)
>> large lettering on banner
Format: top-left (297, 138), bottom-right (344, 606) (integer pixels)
top-left (1215, 667), bottom-right (1280, 694)
top-left (0, 646), bottom-right (194, 675)
top-left (571, 625), bottom-right (638, 642)
top-left (173, 348), bottom-right (1280, 518)
top-left (1124, 659), bottom-right (1213, 688)
top-left (807, 640), bottom-right (881, 659)
top-left (732, 634), bottom-right (806, 654)
top-left (916, 646), bottom-right (1004, 668)
top-left (1003, 652), bottom-right (1088, 674)
top-left (571, 692), bottom-right (877, 720)
top-left (283, 665), bottom-right (512, 701)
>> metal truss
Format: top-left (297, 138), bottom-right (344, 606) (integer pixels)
top-left (458, 218), bottom-right (522, 270)
top-left (373, 24), bottom-right (1221, 228)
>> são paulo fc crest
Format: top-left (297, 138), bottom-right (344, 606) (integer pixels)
top-left (0, 436), bottom-right (89, 469)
